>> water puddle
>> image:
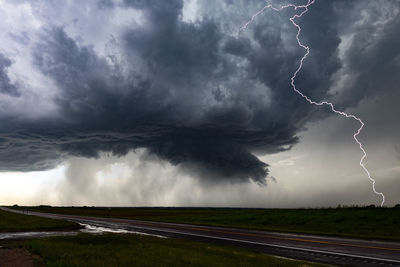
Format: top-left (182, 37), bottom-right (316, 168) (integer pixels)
top-left (80, 223), bottom-right (136, 234)
top-left (0, 223), bottom-right (165, 240)
top-left (0, 231), bottom-right (77, 240)
top-left (79, 223), bottom-right (166, 238)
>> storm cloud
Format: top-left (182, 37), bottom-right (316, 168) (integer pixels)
top-left (0, 54), bottom-right (18, 96)
top-left (0, 0), bottom-right (398, 185)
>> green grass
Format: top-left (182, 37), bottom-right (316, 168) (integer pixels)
top-left (0, 209), bottom-right (81, 232)
top-left (11, 206), bottom-right (400, 240)
top-left (24, 233), bottom-right (325, 267)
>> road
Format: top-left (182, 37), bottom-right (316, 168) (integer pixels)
top-left (2, 207), bottom-right (400, 266)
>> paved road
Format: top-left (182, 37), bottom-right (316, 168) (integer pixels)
top-left (2, 207), bottom-right (400, 266)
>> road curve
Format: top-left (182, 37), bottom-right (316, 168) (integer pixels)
top-left (2, 207), bottom-right (399, 266)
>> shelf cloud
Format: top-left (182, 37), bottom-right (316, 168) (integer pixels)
top-left (0, 0), bottom-right (399, 187)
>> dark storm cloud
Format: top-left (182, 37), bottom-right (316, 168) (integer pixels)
top-left (0, 0), bottom-right (396, 184)
top-left (334, 2), bottom-right (400, 110)
top-left (0, 54), bottom-right (19, 96)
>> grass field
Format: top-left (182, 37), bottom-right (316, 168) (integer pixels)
top-left (11, 206), bottom-right (400, 240)
top-left (23, 233), bottom-right (325, 267)
top-left (0, 208), bottom-right (80, 232)
top-left (0, 207), bottom-right (325, 266)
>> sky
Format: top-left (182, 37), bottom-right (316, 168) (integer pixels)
top-left (0, 0), bottom-right (399, 207)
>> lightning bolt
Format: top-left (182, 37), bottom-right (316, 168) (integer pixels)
top-left (239, 0), bottom-right (385, 206)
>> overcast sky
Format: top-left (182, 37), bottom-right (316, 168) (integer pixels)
top-left (0, 0), bottom-right (399, 207)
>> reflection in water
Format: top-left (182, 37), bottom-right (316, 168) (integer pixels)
top-left (79, 223), bottom-right (166, 238)
top-left (0, 223), bottom-right (165, 240)
top-left (80, 223), bottom-right (135, 234)
top-left (0, 231), bottom-right (77, 240)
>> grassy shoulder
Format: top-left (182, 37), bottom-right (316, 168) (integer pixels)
top-left (0, 208), bottom-right (81, 232)
top-left (10, 206), bottom-right (400, 241)
top-left (23, 233), bottom-right (325, 267)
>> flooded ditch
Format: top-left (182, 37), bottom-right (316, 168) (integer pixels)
top-left (0, 223), bottom-right (165, 240)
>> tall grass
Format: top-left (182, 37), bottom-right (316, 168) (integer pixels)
top-left (0, 209), bottom-right (80, 232)
top-left (25, 233), bottom-right (325, 267)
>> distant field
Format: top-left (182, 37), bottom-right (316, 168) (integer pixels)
top-left (23, 233), bottom-right (325, 267)
top-left (10, 206), bottom-right (400, 240)
top-left (0, 208), bottom-right (80, 232)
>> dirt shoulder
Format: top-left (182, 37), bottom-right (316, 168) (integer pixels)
top-left (0, 248), bottom-right (36, 267)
